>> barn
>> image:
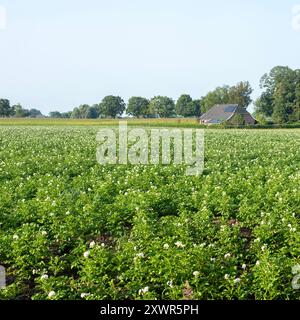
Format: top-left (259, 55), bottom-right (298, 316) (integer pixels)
top-left (199, 104), bottom-right (256, 125)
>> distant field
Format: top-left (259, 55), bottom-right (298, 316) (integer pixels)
top-left (1, 118), bottom-right (300, 129)
top-left (0, 118), bottom-right (200, 128)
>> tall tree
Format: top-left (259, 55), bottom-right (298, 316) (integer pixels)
top-left (71, 107), bottom-right (81, 119)
top-left (293, 81), bottom-right (300, 121)
top-left (255, 66), bottom-right (300, 123)
top-left (272, 83), bottom-right (288, 123)
top-left (86, 106), bottom-right (98, 119)
top-left (99, 96), bottom-right (126, 118)
top-left (229, 81), bottom-right (253, 109)
top-left (175, 94), bottom-right (193, 116)
top-left (71, 104), bottom-right (91, 119)
top-left (254, 92), bottom-right (273, 117)
top-left (12, 103), bottom-right (24, 117)
top-left (183, 100), bottom-right (201, 117)
top-left (0, 99), bottom-right (12, 117)
top-left (78, 104), bottom-right (90, 118)
top-left (149, 96), bottom-right (175, 118)
top-left (193, 99), bottom-right (202, 117)
top-left (201, 86), bottom-right (231, 113)
top-left (127, 97), bottom-right (149, 118)
top-left (201, 82), bottom-right (253, 114)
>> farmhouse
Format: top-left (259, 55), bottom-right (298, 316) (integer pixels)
top-left (199, 104), bottom-right (256, 125)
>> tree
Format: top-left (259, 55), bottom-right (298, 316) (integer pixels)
top-left (78, 104), bottom-right (90, 118)
top-left (70, 104), bottom-right (92, 119)
top-left (201, 82), bottom-right (253, 114)
top-left (255, 66), bottom-right (300, 123)
top-left (71, 107), bottom-right (81, 119)
top-left (10, 104), bottom-right (42, 118)
top-left (193, 99), bottom-right (202, 117)
top-left (86, 106), bottom-right (98, 119)
top-left (91, 104), bottom-right (102, 118)
top-left (184, 100), bottom-right (202, 117)
top-left (5, 102), bottom-right (42, 118)
top-left (254, 113), bottom-right (268, 125)
top-left (228, 81), bottom-right (253, 109)
top-left (20, 108), bottom-right (32, 117)
top-left (292, 73), bottom-right (300, 121)
top-left (49, 111), bottom-right (63, 118)
top-left (127, 97), bottom-right (149, 118)
top-left (0, 99), bottom-right (12, 117)
top-left (175, 94), bottom-right (193, 116)
top-left (231, 114), bottom-right (245, 126)
top-left (201, 86), bottom-right (231, 113)
top-left (29, 109), bottom-right (42, 118)
top-left (99, 96), bottom-right (126, 118)
top-left (254, 92), bottom-right (273, 117)
top-left (61, 111), bottom-right (72, 118)
top-left (12, 103), bottom-right (25, 118)
top-left (272, 83), bottom-right (288, 123)
top-left (148, 96), bottom-right (175, 118)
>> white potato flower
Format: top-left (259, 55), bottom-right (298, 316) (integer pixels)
top-left (234, 278), bottom-right (241, 284)
top-left (138, 286), bottom-right (149, 295)
top-left (83, 250), bottom-right (90, 258)
top-left (175, 241), bottom-right (185, 248)
top-left (89, 241), bottom-right (96, 248)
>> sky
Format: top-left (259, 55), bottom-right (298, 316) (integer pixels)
top-left (0, 0), bottom-right (300, 115)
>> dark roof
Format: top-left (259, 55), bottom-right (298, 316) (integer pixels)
top-left (200, 104), bottom-right (239, 123)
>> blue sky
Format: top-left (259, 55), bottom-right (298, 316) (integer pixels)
top-left (0, 0), bottom-right (300, 114)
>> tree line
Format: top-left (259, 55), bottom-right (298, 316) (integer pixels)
top-left (49, 81), bottom-right (253, 119)
top-left (0, 101), bottom-right (43, 118)
top-left (1, 66), bottom-right (300, 123)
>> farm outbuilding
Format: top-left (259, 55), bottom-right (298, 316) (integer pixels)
top-left (199, 104), bottom-right (256, 125)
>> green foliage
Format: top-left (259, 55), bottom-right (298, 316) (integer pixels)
top-left (256, 66), bottom-right (300, 123)
top-left (0, 100), bottom-right (43, 118)
top-left (49, 111), bottom-right (72, 119)
top-left (228, 81), bottom-right (253, 109)
top-left (0, 99), bottom-right (12, 117)
top-left (201, 86), bottom-right (230, 113)
top-left (70, 104), bottom-right (101, 119)
top-left (175, 95), bottom-right (193, 116)
top-left (149, 96), bottom-right (176, 118)
top-left (193, 99), bottom-right (202, 117)
top-left (12, 104), bottom-right (26, 118)
top-left (0, 126), bottom-right (299, 300)
top-left (254, 113), bottom-right (268, 125)
top-left (127, 97), bottom-right (150, 118)
top-left (201, 82), bottom-right (253, 113)
top-left (230, 114), bottom-right (245, 126)
top-left (175, 95), bottom-right (201, 117)
top-left (99, 96), bottom-right (126, 118)
top-left (255, 93), bottom-right (273, 117)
